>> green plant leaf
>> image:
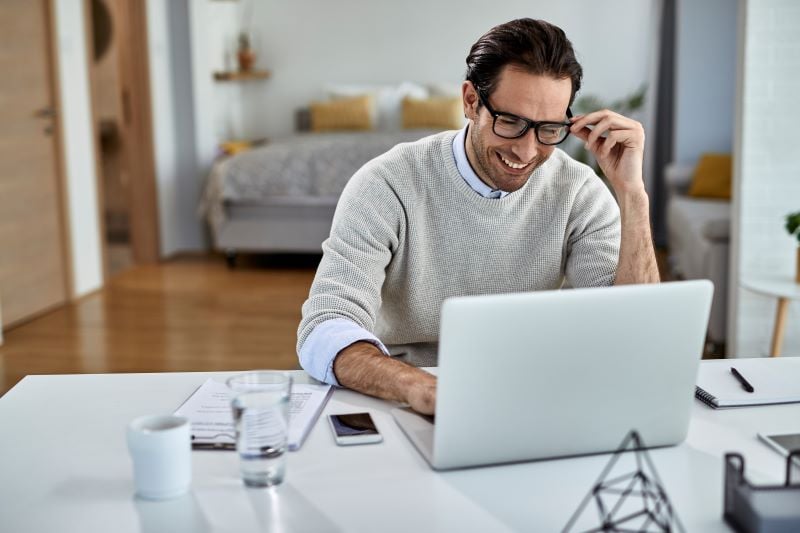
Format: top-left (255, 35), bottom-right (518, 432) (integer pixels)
top-left (786, 211), bottom-right (800, 244)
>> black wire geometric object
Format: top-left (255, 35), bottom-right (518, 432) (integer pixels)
top-left (563, 430), bottom-right (685, 532)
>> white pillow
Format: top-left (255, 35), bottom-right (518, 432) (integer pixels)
top-left (324, 82), bottom-right (429, 131)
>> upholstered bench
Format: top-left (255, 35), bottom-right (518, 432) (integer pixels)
top-left (665, 162), bottom-right (731, 348)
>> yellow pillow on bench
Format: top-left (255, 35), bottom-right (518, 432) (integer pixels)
top-left (687, 153), bottom-right (732, 199)
top-left (310, 94), bottom-right (374, 132)
top-left (401, 96), bottom-right (463, 130)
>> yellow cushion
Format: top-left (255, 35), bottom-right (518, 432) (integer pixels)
top-left (310, 95), bottom-right (374, 132)
top-left (401, 96), bottom-right (463, 130)
top-left (687, 153), bottom-right (733, 199)
top-left (220, 140), bottom-right (253, 156)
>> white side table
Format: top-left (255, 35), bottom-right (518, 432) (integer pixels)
top-left (742, 275), bottom-right (800, 356)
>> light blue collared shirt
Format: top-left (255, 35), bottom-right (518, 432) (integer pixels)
top-left (299, 126), bottom-right (507, 385)
top-left (451, 125), bottom-right (510, 199)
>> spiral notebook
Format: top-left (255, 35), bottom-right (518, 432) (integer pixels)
top-left (695, 357), bottom-right (800, 408)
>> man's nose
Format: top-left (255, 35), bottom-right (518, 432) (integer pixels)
top-left (509, 129), bottom-right (541, 162)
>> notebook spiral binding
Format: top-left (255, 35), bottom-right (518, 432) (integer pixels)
top-left (695, 386), bottom-right (718, 408)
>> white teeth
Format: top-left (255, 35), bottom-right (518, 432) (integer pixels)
top-left (500, 155), bottom-right (527, 170)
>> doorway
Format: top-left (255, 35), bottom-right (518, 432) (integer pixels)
top-left (86, 0), bottom-right (160, 277)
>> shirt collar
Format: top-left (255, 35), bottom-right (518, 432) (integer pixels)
top-left (452, 125), bottom-right (509, 199)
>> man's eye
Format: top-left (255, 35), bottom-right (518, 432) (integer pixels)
top-left (497, 116), bottom-right (520, 126)
top-left (540, 125), bottom-right (566, 137)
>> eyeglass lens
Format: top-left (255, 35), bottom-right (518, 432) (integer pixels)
top-left (493, 116), bottom-right (569, 145)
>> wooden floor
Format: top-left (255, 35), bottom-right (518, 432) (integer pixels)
top-left (0, 255), bottom-right (318, 396)
top-left (0, 250), bottom-right (677, 397)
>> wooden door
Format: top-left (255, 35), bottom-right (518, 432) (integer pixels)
top-left (0, 0), bottom-right (70, 326)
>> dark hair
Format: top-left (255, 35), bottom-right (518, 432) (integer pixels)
top-left (465, 18), bottom-right (583, 106)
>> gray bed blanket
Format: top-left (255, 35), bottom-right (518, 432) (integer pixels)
top-left (200, 130), bottom-right (440, 227)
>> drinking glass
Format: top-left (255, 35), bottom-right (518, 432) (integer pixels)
top-left (226, 371), bottom-right (293, 487)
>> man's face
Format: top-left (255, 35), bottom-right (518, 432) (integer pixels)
top-left (462, 66), bottom-right (572, 193)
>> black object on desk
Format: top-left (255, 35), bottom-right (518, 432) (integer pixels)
top-left (191, 434), bottom-right (235, 451)
top-left (731, 367), bottom-right (755, 393)
top-left (564, 430), bottom-right (685, 532)
top-left (723, 451), bottom-right (800, 532)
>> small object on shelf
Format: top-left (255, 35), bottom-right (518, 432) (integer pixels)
top-left (237, 31), bottom-right (256, 72)
top-left (213, 70), bottom-right (271, 82)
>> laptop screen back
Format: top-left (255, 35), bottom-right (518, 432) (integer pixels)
top-left (430, 280), bottom-right (713, 470)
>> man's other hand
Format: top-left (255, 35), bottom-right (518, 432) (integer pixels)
top-left (406, 375), bottom-right (437, 415)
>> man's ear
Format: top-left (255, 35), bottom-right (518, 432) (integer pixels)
top-left (462, 81), bottom-right (479, 121)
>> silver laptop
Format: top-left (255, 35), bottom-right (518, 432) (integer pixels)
top-left (392, 280), bottom-right (713, 470)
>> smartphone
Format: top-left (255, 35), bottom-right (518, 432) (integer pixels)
top-left (328, 412), bottom-right (383, 446)
top-left (757, 432), bottom-right (800, 465)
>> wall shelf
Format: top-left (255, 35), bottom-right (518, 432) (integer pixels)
top-left (213, 70), bottom-right (271, 82)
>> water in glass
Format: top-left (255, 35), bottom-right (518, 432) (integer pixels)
top-left (231, 388), bottom-right (290, 487)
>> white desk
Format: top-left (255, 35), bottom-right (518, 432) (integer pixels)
top-left (1, 369), bottom-right (799, 532)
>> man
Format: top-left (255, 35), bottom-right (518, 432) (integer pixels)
top-left (297, 18), bottom-right (659, 415)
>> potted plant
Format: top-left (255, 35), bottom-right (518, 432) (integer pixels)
top-left (786, 211), bottom-right (800, 283)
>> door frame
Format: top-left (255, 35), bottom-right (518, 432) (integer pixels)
top-left (84, 0), bottom-right (161, 269)
top-left (45, 0), bottom-right (75, 298)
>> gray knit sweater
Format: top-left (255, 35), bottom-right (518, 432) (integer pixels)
top-left (298, 130), bottom-right (620, 366)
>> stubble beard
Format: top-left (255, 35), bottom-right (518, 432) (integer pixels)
top-left (469, 123), bottom-right (550, 193)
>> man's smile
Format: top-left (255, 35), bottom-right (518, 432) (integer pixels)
top-left (498, 152), bottom-right (531, 172)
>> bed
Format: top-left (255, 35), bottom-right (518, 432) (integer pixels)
top-left (200, 129), bottom-right (440, 266)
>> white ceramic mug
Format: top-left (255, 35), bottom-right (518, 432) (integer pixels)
top-left (127, 414), bottom-right (191, 500)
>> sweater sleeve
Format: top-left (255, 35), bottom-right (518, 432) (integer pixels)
top-left (563, 176), bottom-right (621, 288)
top-left (298, 318), bottom-right (390, 385)
top-left (296, 162), bottom-right (404, 371)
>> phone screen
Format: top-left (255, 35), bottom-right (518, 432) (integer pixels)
top-left (330, 413), bottom-right (379, 437)
top-left (769, 433), bottom-right (800, 453)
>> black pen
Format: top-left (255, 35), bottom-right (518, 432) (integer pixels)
top-left (191, 441), bottom-right (236, 451)
top-left (730, 367), bottom-right (754, 393)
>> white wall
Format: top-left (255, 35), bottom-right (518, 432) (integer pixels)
top-left (730, 0), bottom-right (800, 356)
top-left (186, 0), bottom-right (660, 175)
top-left (673, 0), bottom-right (738, 166)
top-left (53, 0), bottom-right (104, 296)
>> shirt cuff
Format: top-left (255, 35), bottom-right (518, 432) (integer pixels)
top-left (298, 318), bottom-right (390, 386)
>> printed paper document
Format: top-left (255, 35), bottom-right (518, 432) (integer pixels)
top-left (175, 378), bottom-right (332, 450)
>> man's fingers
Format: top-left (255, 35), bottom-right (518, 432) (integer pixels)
top-left (571, 110), bottom-right (641, 135)
top-left (570, 109), bottom-right (618, 133)
top-left (571, 126), bottom-right (592, 142)
top-left (597, 137), bottom-right (613, 160)
top-left (408, 378), bottom-right (437, 415)
top-left (586, 117), bottom-right (615, 148)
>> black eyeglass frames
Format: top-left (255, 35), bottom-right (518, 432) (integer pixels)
top-left (478, 91), bottom-right (572, 146)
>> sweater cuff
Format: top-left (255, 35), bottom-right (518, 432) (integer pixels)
top-left (299, 318), bottom-right (390, 386)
